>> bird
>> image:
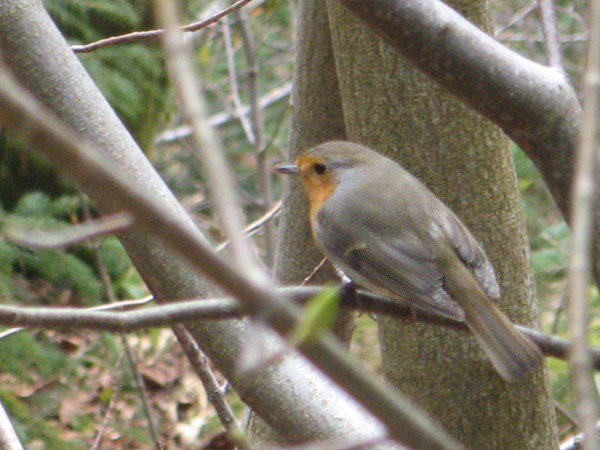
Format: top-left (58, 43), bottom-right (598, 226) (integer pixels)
top-left (276, 140), bottom-right (544, 382)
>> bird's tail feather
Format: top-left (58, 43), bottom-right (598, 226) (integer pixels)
top-left (463, 297), bottom-right (544, 382)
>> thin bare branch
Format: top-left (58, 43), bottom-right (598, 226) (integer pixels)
top-left (3, 212), bottom-right (132, 249)
top-left (236, 7), bottom-right (277, 267)
top-left (0, 296), bottom-right (154, 341)
top-left (301, 258), bottom-right (328, 285)
top-left (91, 351), bottom-right (127, 450)
top-left (554, 400), bottom-right (581, 431)
top-left (71, 0), bottom-right (257, 53)
top-left (494, 1), bottom-right (537, 38)
top-left (221, 15), bottom-right (256, 143)
top-left (567, 0), bottom-right (600, 448)
top-left (215, 199), bottom-right (282, 252)
top-left (0, 287), bottom-right (597, 369)
top-left (538, 0), bottom-right (564, 70)
top-left (0, 299), bottom-right (239, 333)
top-left (155, 83), bottom-right (292, 145)
top-left (124, 339), bottom-right (163, 450)
top-left (154, 0), bottom-right (265, 281)
top-left (173, 326), bottom-right (254, 450)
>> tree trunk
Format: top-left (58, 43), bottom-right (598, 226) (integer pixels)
top-left (326, 0), bottom-right (558, 448)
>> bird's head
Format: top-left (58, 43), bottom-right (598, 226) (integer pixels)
top-left (275, 141), bottom-right (382, 228)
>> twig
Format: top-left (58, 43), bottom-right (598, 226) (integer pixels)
top-left (498, 34), bottom-right (587, 43)
top-left (3, 211), bottom-right (132, 249)
top-left (494, 1), bottom-right (538, 38)
top-left (221, 15), bottom-right (255, 143)
top-left (551, 288), bottom-right (568, 335)
top-left (154, 82), bottom-right (292, 145)
top-left (153, 0), bottom-right (265, 282)
top-left (538, 0), bottom-right (564, 70)
top-left (567, 0), bottom-right (600, 448)
top-left (554, 399), bottom-right (581, 431)
top-left (71, 0), bottom-right (257, 53)
top-left (236, 7), bottom-right (263, 147)
top-left (215, 199), bottom-right (282, 252)
top-left (301, 258), bottom-right (328, 285)
top-left (0, 287), bottom-right (599, 369)
top-left (0, 296), bottom-right (154, 341)
top-left (0, 298), bottom-right (238, 333)
top-left (91, 351), bottom-right (127, 450)
top-left (173, 325), bottom-right (253, 450)
top-left (124, 340), bottom-right (163, 450)
top-left (236, 7), bottom-right (277, 267)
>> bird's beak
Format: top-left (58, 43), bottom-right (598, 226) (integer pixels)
top-left (274, 163), bottom-right (299, 175)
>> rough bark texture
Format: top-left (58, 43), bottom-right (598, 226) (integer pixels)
top-left (325, 1), bottom-right (558, 449)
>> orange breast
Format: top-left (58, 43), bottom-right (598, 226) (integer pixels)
top-left (295, 154), bottom-right (340, 238)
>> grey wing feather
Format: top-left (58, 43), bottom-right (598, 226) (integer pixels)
top-left (317, 214), bottom-right (465, 321)
top-left (437, 210), bottom-right (501, 300)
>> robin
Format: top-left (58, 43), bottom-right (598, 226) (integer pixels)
top-left (276, 140), bottom-right (544, 381)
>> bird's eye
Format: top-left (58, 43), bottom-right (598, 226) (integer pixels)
top-left (313, 163), bottom-right (327, 175)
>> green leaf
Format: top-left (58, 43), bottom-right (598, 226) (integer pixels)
top-left (291, 287), bottom-right (341, 345)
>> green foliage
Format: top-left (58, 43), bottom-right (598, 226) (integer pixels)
top-left (0, 193), bottom-right (100, 304)
top-left (0, 192), bottom-right (144, 305)
top-left (0, 332), bottom-right (69, 380)
top-left (44, 0), bottom-right (144, 41)
top-left (0, 138), bottom-right (73, 210)
top-left (292, 287), bottom-right (341, 344)
top-left (44, 0), bottom-right (169, 149)
top-left (23, 250), bottom-right (102, 303)
top-left (0, 333), bottom-right (87, 449)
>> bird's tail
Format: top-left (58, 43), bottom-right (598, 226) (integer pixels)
top-left (463, 296), bottom-right (544, 382)
top-left (437, 244), bottom-right (544, 381)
